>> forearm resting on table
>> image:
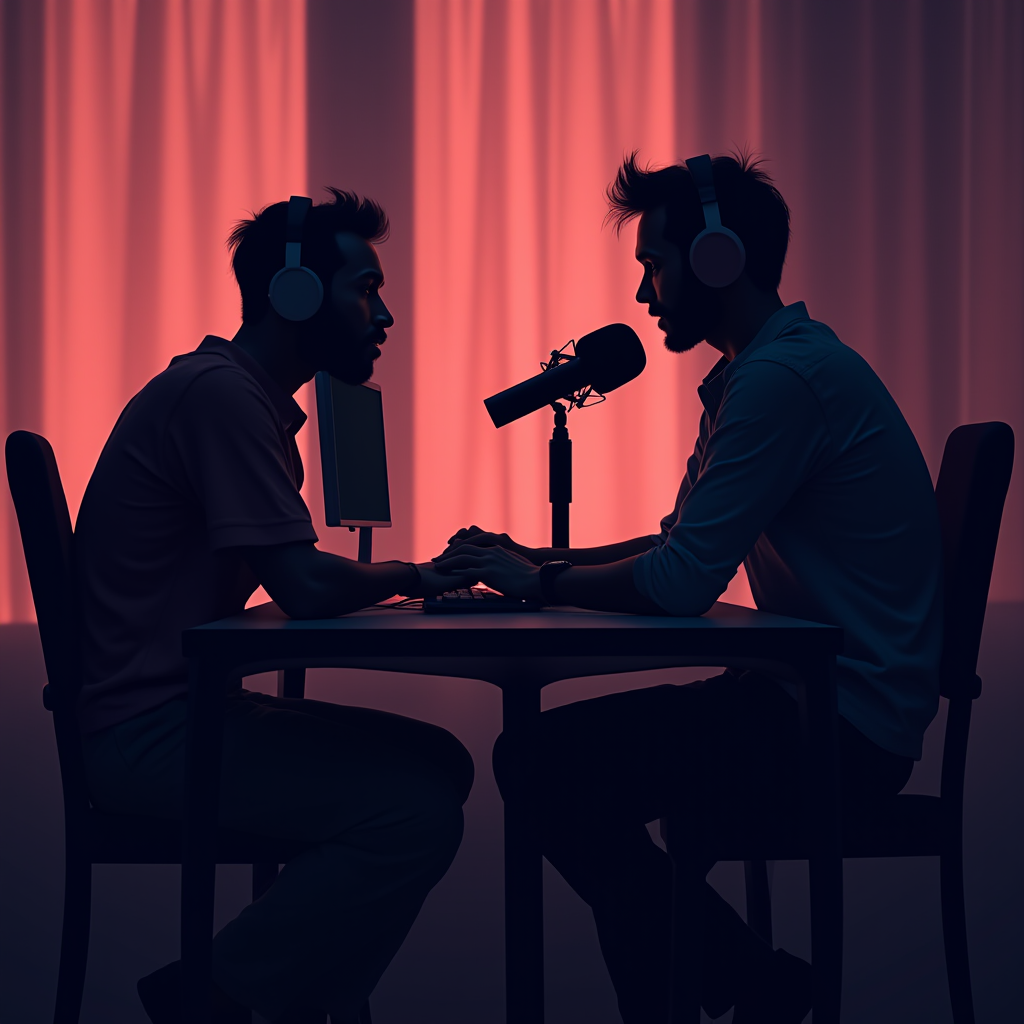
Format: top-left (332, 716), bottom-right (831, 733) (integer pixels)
top-left (549, 556), bottom-right (666, 614)
top-left (525, 534), bottom-right (658, 566)
top-left (241, 541), bottom-right (416, 619)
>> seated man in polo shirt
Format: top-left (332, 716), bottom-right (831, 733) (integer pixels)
top-left (436, 154), bottom-right (943, 1023)
top-left (75, 190), bottom-right (471, 1024)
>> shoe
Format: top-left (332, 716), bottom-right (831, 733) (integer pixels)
top-left (137, 960), bottom-right (250, 1024)
top-left (731, 948), bottom-right (813, 1024)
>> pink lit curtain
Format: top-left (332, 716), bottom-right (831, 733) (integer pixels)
top-left (4, 1), bottom-right (1024, 623)
top-left (1, 0), bottom-right (307, 621)
top-left (413, 0), bottom-right (694, 566)
top-left (411, 0), bottom-right (1024, 603)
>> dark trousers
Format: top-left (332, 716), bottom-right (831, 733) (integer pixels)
top-left (492, 672), bottom-right (913, 1022)
top-left (83, 690), bottom-right (474, 1022)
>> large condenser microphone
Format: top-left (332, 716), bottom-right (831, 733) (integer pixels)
top-left (484, 323), bottom-right (646, 428)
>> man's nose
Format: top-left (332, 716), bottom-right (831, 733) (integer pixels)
top-left (375, 301), bottom-right (395, 329)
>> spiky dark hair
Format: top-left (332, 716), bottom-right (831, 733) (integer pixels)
top-left (607, 150), bottom-right (791, 290)
top-left (228, 188), bottom-right (390, 323)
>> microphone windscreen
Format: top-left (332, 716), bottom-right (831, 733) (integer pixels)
top-left (575, 323), bottom-right (646, 393)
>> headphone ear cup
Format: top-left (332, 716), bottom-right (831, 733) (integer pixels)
top-left (268, 266), bottom-right (324, 321)
top-left (689, 227), bottom-right (746, 288)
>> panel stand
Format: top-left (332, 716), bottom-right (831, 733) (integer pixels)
top-left (352, 525), bottom-right (372, 563)
top-left (549, 403), bottom-right (571, 549)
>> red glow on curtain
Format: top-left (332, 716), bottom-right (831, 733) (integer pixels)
top-left (5, 1), bottom-right (1024, 621)
top-left (412, 0), bottom-right (1024, 605)
top-left (413, 0), bottom-right (755, 602)
top-left (0, 0), bottom-right (306, 621)
top-left (413, 2), bottom-right (673, 539)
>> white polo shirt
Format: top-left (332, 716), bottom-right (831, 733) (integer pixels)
top-left (633, 302), bottom-right (943, 759)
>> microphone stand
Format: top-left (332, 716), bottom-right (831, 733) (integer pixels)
top-left (549, 402), bottom-right (571, 548)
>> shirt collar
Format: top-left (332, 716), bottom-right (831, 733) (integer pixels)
top-left (697, 301), bottom-right (810, 416)
top-left (194, 336), bottom-right (308, 435)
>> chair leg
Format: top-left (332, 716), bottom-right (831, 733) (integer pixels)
top-left (252, 862), bottom-right (279, 902)
top-left (940, 848), bottom-right (975, 1024)
top-left (664, 815), bottom-right (702, 1024)
top-left (53, 853), bottom-right (91, 1024)
top-left (743, 859), bottom-right (773, 946)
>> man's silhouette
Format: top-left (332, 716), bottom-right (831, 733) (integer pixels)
top-left (437, 154), bottom-right (942, 1022)
top-left (74, 191), bottom-right (472, 1024)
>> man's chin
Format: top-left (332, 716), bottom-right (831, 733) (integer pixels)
top-left (662, 328), bottom-right (704, 354)
top-left (329, 359), bottom-right (376, 386)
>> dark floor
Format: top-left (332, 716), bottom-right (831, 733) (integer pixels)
top-left (1, 606), bottom-right (1021, 1023)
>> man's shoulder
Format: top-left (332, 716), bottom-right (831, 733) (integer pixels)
top-left (137, 347), bottom-right (271, 420)
top-left (160, 345), bottom-right (253, 390)
top-left (742, 318), bottom-right (875, 387)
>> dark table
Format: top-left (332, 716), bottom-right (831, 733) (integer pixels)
top-left (181, 601), bottom-right (844, 1023)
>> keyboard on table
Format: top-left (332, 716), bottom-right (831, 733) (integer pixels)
top-left (422, 587), bottom-right (543, 614)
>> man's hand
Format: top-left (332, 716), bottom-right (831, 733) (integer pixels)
top-left (404, 561), bottom-right (477, 599)
top-left (440, 525), bottom-right (530, 560)
top-left (241, 542), bottom-right (450, 618)
top-left (433, 544), bottom-right (542, 600)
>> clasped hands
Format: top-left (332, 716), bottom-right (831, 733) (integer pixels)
top-left (423, 525), bottom-right (543, 601)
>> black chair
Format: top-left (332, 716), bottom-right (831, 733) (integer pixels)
top-left (5, 430), bottom-right (366, 1024)
top-left (662, 420), bottom-right (1014, 1023)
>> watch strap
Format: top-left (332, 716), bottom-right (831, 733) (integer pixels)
top-left (539, 560), bottom-right (573, 605)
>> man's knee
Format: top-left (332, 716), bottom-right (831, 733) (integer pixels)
top-left (491, 726), bottom-right (564, 814)
top-left (397, 718), bottom-right (475, 807)
top-left (491, 729), bottom-right (518, 803)
top-left (403, 780), bottom-right (465, 874)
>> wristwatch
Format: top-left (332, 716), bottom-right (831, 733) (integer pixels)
top-left (539, 560), bottom-right (573, 605)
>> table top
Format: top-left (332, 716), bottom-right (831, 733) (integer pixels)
top-left (183, 601), bottom-right (843, 669)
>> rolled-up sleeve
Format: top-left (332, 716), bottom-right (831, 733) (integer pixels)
top-left (633, 360), bottom-right (830, 615)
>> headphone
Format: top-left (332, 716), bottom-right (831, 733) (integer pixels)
top-left (684, 154), bottom-right (746, 288)
top-left (268, 195), bottom-right (324, 321)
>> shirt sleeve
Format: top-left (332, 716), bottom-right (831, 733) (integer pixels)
top-left (167, 368), bottom-right (319, 550)
top-left (634, 359), bottom-right (831, 615)
top-left (652, 415), bottom-right (709, 543)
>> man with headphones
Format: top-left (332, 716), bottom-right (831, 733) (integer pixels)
top-left (74, 190), bottom-right (473, 1023)
top-left (436, 154), bottom-right (943, 1022)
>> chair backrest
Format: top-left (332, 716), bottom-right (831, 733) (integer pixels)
top-left (934, 422), bottom-right (1014, 701)
top-left (933, 422), bottom-right (1013, 810)
top-left (5, 430), bottom-right (92, 818)
top-left (5, 431), bottom-right (82, 705)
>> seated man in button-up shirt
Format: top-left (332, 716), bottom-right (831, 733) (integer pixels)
top-left (437, 154), bottom-right (942, 1023)
top-left (75, 190), bottom-right (472, 1024)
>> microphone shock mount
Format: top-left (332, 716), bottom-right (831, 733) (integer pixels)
top-left (540, 340), bottom-right (607, 412)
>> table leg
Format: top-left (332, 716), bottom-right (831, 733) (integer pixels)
top-left (277, 667), bottom-right (306, 699)
top-left (502, 682), bottom-right (545, 1024)
top-left (181, 662), bottom-right (228, 1024)
top-left (799, 657), bottom-right (843, 1024)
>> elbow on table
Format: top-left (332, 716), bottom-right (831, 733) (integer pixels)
top-left (643, 581), bottom-right (722, 618)
top-left (270, 584), bottom-right (366, 620)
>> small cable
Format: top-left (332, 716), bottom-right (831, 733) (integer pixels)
top-left (373, 597), bottom-right (424, 610)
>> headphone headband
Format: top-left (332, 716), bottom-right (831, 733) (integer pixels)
top-left (685, 154), bottom-right (718, 207)
top-left (683, 154), bottom-right (746, 288)
top-left (285, 195), bottom-right (313, 240)
top-left (269, 195), bottom-right (324, 321)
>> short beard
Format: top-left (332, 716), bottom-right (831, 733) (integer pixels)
top-left (331, 354), bottom-right (376, 386)
top-left (661, 290), bottom-right (724, 354)
top-left (663, 330), bottom-right (705, 354)
top-left (301, 310), bottom-right (376, 386)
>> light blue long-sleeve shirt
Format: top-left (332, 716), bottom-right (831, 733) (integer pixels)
top-left (633, 302), bottom-right (943, 758)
